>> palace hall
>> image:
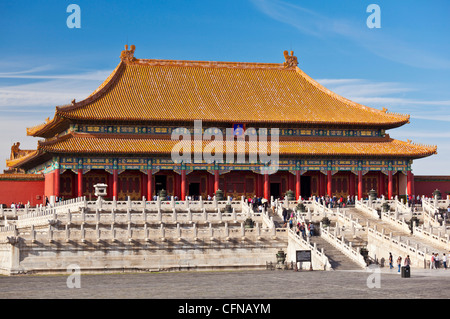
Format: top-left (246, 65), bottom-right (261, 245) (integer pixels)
top-left (5, 46), bottom-right (437, 202)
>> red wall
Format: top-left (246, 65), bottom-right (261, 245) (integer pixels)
top-left (0, 179), bottom-right (45, 207)
top-left (414, 176), bottom-right (450, 197)
top-left (44, 171), bottom-right (55, 199)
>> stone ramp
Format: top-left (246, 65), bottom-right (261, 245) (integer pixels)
top-left (270, 207), bottom-right (364, 270)
top-left (345, 207), bottom-right (446, 257)
top-left (310, 235), bottom-right (365, 270)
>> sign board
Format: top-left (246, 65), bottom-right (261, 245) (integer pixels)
top-left (296, 250), bottom-right (311, 263)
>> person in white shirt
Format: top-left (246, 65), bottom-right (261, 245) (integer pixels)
top-left (443, 253), bottom-right (447, 270)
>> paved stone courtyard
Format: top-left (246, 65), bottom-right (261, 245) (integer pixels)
top-left (0, 268), bottom-right (448, 299)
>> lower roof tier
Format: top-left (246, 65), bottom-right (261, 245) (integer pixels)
top-left (7, 132), bottom-right (437, 170)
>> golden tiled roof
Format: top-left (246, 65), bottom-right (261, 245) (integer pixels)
top-left (35, 133), bottom-right (437, 159)
top-left (5, 150), bottom-right (39, 168)
top-left (40, 47), bottom-right (410, 130)
top-left (0, 172), bottom-right (44, 180)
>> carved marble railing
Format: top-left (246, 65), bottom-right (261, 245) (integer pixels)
top-left (367, 226), bottom-right (427, 267)
top-left (421, 197), bottom-right (442, 227)
top-left (412, 224), bottom-right (449, 251)
top-left (85, 196), bottom-right (244, 213)
top-left (27, 221), bottom-right (283, 244)
top-left (0, 225), bottom-right (18, 243)
top-left (320, 222), bottom-right (367, 268)
top-left (287, 228), bottom-right (333, 271)
top-left (355, 198), bottom-right (379, 219)
top-left (58, 208), bottom-right (261, 226)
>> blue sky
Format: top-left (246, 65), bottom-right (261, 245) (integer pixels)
top-left (0, 0), bottom-right (449, 174)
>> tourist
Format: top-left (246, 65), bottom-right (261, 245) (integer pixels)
top-left (431, 253), bottom-right (435, 269)
top-left (300, 223), bottom-right (306, 240)
top-left (404, 255), bottom-right (411, 268)
top-left (389, 252), bottom-right (393, 269)
top-left (282, 208), bottom-right (288, 223)
top-left (442, 253), bottom-right (447, 270)
top-left (397, 256), bottom-right (402, 272)
top-left (308, 222), bottom-right (314, 236)
top-left (435, 253), bottom-right (440, 269)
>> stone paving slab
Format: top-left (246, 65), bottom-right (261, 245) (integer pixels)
top-left (0, 268), bottom-right (448, 300)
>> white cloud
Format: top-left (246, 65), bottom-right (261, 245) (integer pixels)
top-left (0, 70), bottom-right (112, 110)
top-left (250, 0), bottom-right (450, 70)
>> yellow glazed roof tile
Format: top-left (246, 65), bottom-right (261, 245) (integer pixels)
top-left (50, 47), bottom-right (409, 127)
top-left (36, 133), bottom-right (437, 159)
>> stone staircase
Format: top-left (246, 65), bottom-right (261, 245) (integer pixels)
top-left (344, 207), bottom-right (445, 258)
top-left (270, 207), bottom-right (364, 270)
top-left (309, 235), bottom-right (364, 270)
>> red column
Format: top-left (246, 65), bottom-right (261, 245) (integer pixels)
top-left (357, 171), bottom-right (363, 199)
top-left (77, 169), bottom-right (83, 198)
top-left (349, 173), bottom-right (355, 197)
top-left (288, 173), bottom-right (294, 193)
top-left (388, 171), bottom-right (393, 199)
top-left (113, 169), bottom-right (118, 199)
top-left (181, 170), bottom-right (186, 200)
top-left (54, 169), bottom-right (60, 199)
top-left (407, 171), bottom-right (414, 197)
top-left (379, 172), bottom-right (386, 197)
top-left (295, 171), bottom-right (301, 200)
top-left (214, 170), bottom-right (219, 193)
top-left (327, 170), bottom-right (332, 197)
top-left (147, 169), bottom-right (153, 200)
top-left (318, 173), bottom-right (323, 197)
top-left (264, 173), bottom-right (269, 200)
top-left (258, 174), bottom-right (263, 197)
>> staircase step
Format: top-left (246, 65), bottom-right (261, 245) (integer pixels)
top-left (309, 235), bottom-right (365, 270)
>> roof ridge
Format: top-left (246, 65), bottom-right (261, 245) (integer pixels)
top-left (131, 58), bottom-right (285, 70)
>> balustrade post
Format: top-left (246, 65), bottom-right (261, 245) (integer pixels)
top-left (127, 209), bottom-right (132, 223)
top-left (81, 223), bottom-right (85, 243)
top-left (142, 196), bottom-right (147, 211)
top-left (48, 225), bottom-right (53, 243)
top-left (96, 223), bottom-right (101, 242)
top-left (160, 224), bottom-right (166, 241)
top-left (111, 224), bottom-right (116, 242)
top-left (65, 224), bottom-right (70, 243)
top-left (31, 225), bottom-right (36, 243)
top-left (142, 209), bottom-right (147, 223)
top-left (81, 207), bottom-right (86, 224)
top-left (144, 223), bottom-right (149, 241)
top-left (176, 223), bottom-right (181, 240)
top-left (217, 208), bottom-right (222, 221)
top-left (127, 196), bottom-right (132, 210)
top-left (172, 208), bottom-right (177, 222)
top-left (193, 223), bottom-right (198, 241)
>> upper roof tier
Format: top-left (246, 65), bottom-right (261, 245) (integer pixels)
top-left (27, 46), bottom-right (410, 137)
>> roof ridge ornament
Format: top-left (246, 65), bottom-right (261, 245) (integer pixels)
top-left (283, 50), bottom-right (298, 68)
top-left (120, 44), bottom-right (136, 63)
